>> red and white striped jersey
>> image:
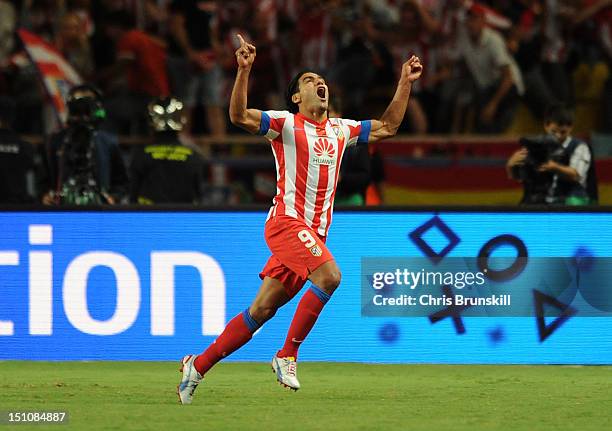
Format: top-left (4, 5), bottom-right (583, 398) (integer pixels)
top-left (259, 111), bottom-right (371, 236)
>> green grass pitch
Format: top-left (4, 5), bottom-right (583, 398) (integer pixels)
top-left (0, 361), bottom-right (610, 430)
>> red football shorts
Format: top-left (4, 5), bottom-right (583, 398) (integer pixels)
top-left (259, 215), bottom-right (334, 298)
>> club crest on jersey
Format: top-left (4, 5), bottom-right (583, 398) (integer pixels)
top-left (331, 125), bottom-right (344, 140)
top-left (312, 138), bottom-right (336, 165)
top-left (310, 244), bottom-right (323, 257)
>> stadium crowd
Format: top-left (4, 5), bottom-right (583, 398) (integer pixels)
top-left (0, 0), bottom-right (608, 205)
top-left (1, 0), bottom-right (612, 134)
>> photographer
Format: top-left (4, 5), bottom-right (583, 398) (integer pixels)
top-left (506, 104), bottom-right (597, 205)
top-left (129, 97), bottom-right (204, 204)
top-left (43, 85), bottom-right (128, 205)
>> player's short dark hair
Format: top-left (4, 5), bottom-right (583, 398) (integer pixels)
top-left (544, 103), bottom-right (574, 126)
top-left (285, 69), bottom-right (327, 114)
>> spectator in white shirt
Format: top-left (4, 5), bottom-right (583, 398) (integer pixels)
top-left (462, 4), bottom-right (524, 131)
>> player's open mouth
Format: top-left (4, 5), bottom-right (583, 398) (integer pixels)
top-left (316, 87), bottom-right (326, 100)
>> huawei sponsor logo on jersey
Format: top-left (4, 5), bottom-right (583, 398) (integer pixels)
top-left (312, 138), bottom-right (336, 166)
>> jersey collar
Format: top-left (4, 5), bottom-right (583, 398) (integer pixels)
top-left (296, 112), bottom-right (329, 127)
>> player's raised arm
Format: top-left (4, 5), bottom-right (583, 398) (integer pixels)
top-left (229, 34), bottom-right (263, 134)
top-left (368, 56), bottom-right (423, 143)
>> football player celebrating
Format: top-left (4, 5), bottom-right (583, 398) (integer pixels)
top-left (177, 34), bottom-right (422, 404)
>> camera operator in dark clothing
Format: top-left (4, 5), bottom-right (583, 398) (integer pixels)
top-left (0, 96), bottom-right (35, 203)
top-left (130, 97), bottom-right (204, 204)
top-left (43, 85), bottom-right (128, 205)
top-left (506, 104), bottom-right (597, 205)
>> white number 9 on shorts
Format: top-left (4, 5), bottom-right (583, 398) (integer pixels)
top-left (297, 229), bottom-right (317, 248)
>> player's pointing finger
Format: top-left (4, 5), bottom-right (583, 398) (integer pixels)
top-left (237, 33), bottom-right (246, 47)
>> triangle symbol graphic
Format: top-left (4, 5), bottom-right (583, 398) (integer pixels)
top-left (533, 289), bottom-right (577, 342)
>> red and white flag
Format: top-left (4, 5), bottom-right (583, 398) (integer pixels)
top-left (466, 1), bottom-right (512, 29)
top-left (17, 29), bottom-right (82, 124)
